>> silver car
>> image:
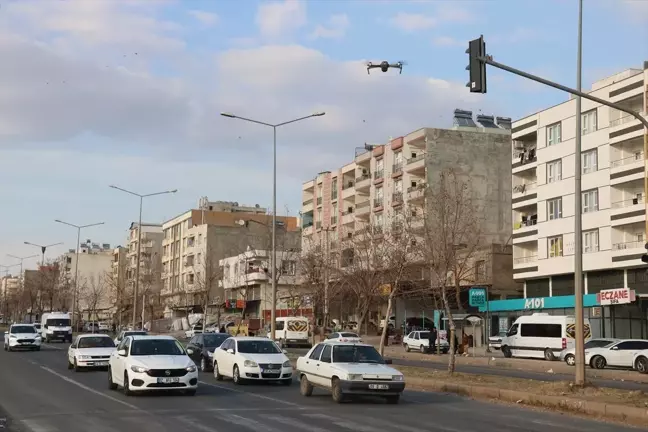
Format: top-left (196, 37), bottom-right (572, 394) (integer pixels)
top-left (560, 338), bottom-right (619, 366)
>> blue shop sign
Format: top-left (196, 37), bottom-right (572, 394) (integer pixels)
top-left (478, 294), bottom-right (600, 313)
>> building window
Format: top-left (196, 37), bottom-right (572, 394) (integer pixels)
top-left (548, 235), bottom-right (563, 258)
top-left (547, 159), bottom-right (562, 183)
top-left (547, 197), bottom-right (562, 220)
top-left (581, 110), bottom-right (597, 135)
top-left (547, 122), bottom-right (562, 146)
top-left (582, 189), bottom-right (599, 213)
top-left (474, 260), bottom-right (486, 281)
top-left (582, 149), bottom-right (598, 174)
top-left (280, 260), bottom-right (296, 276)
top-left (583, 229), bottom-right (599, 253)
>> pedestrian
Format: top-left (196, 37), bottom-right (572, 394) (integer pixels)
top-left (428, 326), bottom-right (437, 354)
top-left (383, 326), bottom-right (390, 347)
top-left (453, 331), bottom-right (459, 354)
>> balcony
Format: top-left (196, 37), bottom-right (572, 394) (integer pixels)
top-left (373, 198), bottom-right (383, 209)
top-left (406, 154), bottom-right (425, 173)
top-left (512, 217), bottom-right (538, 245)
top-left (512, 141), bottom-right (537, 174)
top-left (392, 192), bottom-right (403, 206)
top-left (611, 240), bottom-right (645, 260)
top-left (513, 255), bottom-right (537, 265)
top-left (610, 152), bottom-right (643, 169)
top-left (342, 212), bottom-right (354, 225)
top-left (342, 184), bottom-right (355, 200)
top-left (374, 170), bottom-right (384, 181)
top-left (512, 181), bottom-right (538, 208)
top-left (356, 200), bottom-right (370, 217)
top-left (609, 111), bottom-right (646, 144)
top-left (302, 198), bottom-right (313, 213)
top-left (355, 173), bottom-right (371, 190)
top-left (392, 163), bottom-right (403, 177)
top-left (407, 183), bottom-right (426, 202)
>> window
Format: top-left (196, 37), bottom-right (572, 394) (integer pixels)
top-left (280, 260), bottom-right (296, 275)
top-left (547, 159), bottom-right (562, 183)
top-left (506, 324), bottom-right (519, 337)
top-left (583, 230), bottom-right (599, 253)
top-left (520, 323), bottom-right (562, 338)
top-left (548, 235), bottom-right (563, 258)
top-left (376, 187), bottom-right (383, 200)
top-left (582, 149), bottom-right (598, 174)
top-left (547, 122), bottom-right (562, 146)
top-left (474, 260), bottom-right (486, 280)
top-left (547, 197), bottom-right (562, 220)
top-left (320, 345), bottom-right (332, 363)
top-left (309, 344), bottom-right (324, 360)
top-left (581, 110), bottom-right (597, 135)
top-left (276, 321), bottom-right (285, 331)
top-left (394, 179), bottom-right (403, 193)
top-left (582, 189), bottom-right (599, 213)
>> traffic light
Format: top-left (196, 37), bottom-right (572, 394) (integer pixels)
top-left (466, 35), bottom-right (487, 94)
top-left (642, 242), bottom-right (648, 264)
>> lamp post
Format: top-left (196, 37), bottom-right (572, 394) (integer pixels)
top-left (54, 220), bottom-right (104, 329)
top-left (221, 111), bottom-right (325, 341)
top-left (1, 263), bottom-right (21, 323)
top-left (6, 254), bottom-right (39, 322)
top-left (109, 185), bottom-right (177, 329)
top-left (23, 242), bottom-right (63, 316)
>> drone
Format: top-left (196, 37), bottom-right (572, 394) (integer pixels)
top-left (366, 60), bottom-right (407, 75)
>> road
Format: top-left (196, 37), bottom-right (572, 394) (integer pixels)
top-left (0, 341), bottom-right (641, 432)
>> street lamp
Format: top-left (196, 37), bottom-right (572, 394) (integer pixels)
top-left (6, 254), bottom-right (39, 320)
top-left (221, 111), bottom-right (325, 341)
top-left (54, 219), bottom-right (104, 329)
top-left (23, 242), bottom-right (63, 319)
top-left (109, 185), bottom-right (177, 329)
top-left (1, 263), bottom-right (21, 323)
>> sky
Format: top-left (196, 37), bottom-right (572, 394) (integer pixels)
top-left (0, 0), bottom-right (646, 271)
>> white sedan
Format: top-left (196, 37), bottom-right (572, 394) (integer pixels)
top-left (67, 334), bottom-right (116, 371)
top-left (403, 330), bottom-right (449, 354)
top-left (327, 332), bottom-right (362, 343)
top-left (212, 337), bottom-right (293, 385)
top-left (108, 335), bottom-right (198, 396)
top-left (3, 324), bottom-right (41, 352)
top-left (586, 339), bottom-right (648, 369)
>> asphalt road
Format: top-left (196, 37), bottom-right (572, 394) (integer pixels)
top-left (0, 340), bottom-right (642, 432)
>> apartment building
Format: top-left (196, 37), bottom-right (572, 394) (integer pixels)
top-left (198, 197), bottom-right (267, 214)
top-left (161, 199), bottom-right (299, 319)
top-left (301, 112), bottom-right (520, 329)
top-left (507, 63), bottom-right (648, 339)
top-left (125, 222), bottom-right (163, 290)
top-left (1, 276), bottom-right (20, 299)
top-left (219, 248), bottom-right (308, 321)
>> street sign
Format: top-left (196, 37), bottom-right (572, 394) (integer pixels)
top-left (469, 287), bottom-right (487, 307)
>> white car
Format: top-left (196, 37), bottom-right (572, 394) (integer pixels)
top-left (585, 339), bottom-right (648, 369)
top-left (3, 324), bottom-right (41, 352)
top-left (108, 335), bottom-right (198, 396)
top-left (296, 341), bottom-right (405, 404)
top-left (403, 330), bottom-right (449, 354)
top-left (113, 330), bottom-right (148, 347)
top-left (632, 349), bottom-right (648, 374)
top-left (212, 337), bottom-right (293, 385)
top-left (327, 332), bottom-right (362, 343)
top-left (67, 334), bottom-right (116, 371)
top-left (560, 338), bottom-right (619, 366)
top-left (185, 323), bottom-right (203, 339)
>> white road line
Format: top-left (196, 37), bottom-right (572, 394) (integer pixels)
top-left (219, 413), bottom-right (284, 432)
top-left (198, 380), bottom-right (301, 407)
top-left (265, 414), bottom-right (333, 432)
top-left (175, 416), bottom-right (221, 432)
top-left (304, 412), bottom-right (465, 432)
top-left (21, 419), bottom-right (58, 432)
top-left (39, 366), bottom-right (141, 411)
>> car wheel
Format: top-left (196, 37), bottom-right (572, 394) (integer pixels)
top-left (7, 344), bottom-right (12, 352)
top-left (281, 378), bottom-right (292, 386)
top-left (565, 354), bottom-right (576, 366)
top-left (200, 357), bottom-right (208, 372)
top-left (213, 361), bottom-right (223, 381)
top-left (544, 348), bottom-right (555, 361)
top-left (185, 389), bottom-right (197, 396)
top-left (331, 378), bottom-right (345, 403)
top-left (502, 346), bottom-right (512, 358)
top-left (591, 355), bottom-right (606, 369)
top-left (108, 367), bottom-right (118, 390)
top-left (123, 372), bottom-right (134, 396)
top-left (74, 359), bottom-right (81, 372)
top-left (233, 365), bottom-right (244, 385)
top-left (385, 395), bottom-right (400, 404)
top-left (404, 343), bottom-right (410, 352)
top-left (3, 344), bottom-right (6, 351)
top-left (67, 358), bottom-right (74, 369)
top-left (419, 345), bottom-right (426, 353)
top-left (635, 356), bottom-right (648, 374)
top-left (300, 375), bottom-right (313, 397)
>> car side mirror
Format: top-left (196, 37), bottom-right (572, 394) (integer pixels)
top-left (117, 349), bottom-right (127, 356)
top-left (186, 348), bottom-right (194, 355)
top-left (611, 346), bottom-right (619, 350)
top-left (227, 349), bottom-right (235, 354)
top-left (282, 349), bottom-right (288, 355)
top-left (44, 325), bottom-right (48, 329)
top-left (384, 359), bottom-right (393, 364)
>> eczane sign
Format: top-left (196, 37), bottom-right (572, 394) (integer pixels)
top-left (596, 288), bottom-right (636, 306)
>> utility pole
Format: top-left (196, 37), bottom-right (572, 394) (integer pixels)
top-left (323, 228), bottom-right (330, 331)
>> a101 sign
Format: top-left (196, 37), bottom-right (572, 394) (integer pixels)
top-left (469, 287), bottom-right (487, 307)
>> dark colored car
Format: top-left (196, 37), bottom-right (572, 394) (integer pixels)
top-left (186, 333), bottom-right (231, 372)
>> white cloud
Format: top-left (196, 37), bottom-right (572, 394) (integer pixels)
top-left (432, 36), bottom-right (462, 47)
top-left (310, 14), bottom-right (350, 40)
top-left (389, 5), bottom-right (472, 32)
top-left (188, 10), bottom-right (219, 27)
top-left (255, 0), bottom-right (307, 38)
top-left (390, 12), bottom-right (437, 32)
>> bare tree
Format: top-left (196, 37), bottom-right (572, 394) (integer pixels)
top-left (80, 274), bottom-right (107, 325)
top-left (38, 261), bottom-right (61, 312)
top-left (139, 251), bottom-right (162, 326)
top-left (192, 244), bottom-right (225, 328)
top-left (416, 169), bottom-right (485, 373)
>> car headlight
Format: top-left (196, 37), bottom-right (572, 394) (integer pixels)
top-left (34, 335), bottom-right (41, 339)
top-left (347, 374), bottom-right (363, 381)
top-left (282, 360), bottom-right (291, 368)
top-left (244, 360), bottom-right (258, 368)
top-left (186, 365), bottom-right (197, 372)
top-left (392, 375), bottom-right (404, 381)
top-left (9, 335), bottom-right (16, 339)
top-left (130, 365), bottom-right (148, 373)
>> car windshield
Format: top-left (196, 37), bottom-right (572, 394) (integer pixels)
top-left (131, 339), bottom-right (185, 356)
top-left (78, 337), bottom-right (115, 348)
top-left (585, 340), bottom-right (616, 349)
top-left (237, 340), bottom-right (281, 354)
top-left (46, 318), bottom-right (70, 327)
top-left (332, 345), bottom-right (385, 364)
top-left (340, 332), bottom-right (359, 338)
top-left (11, 325), bottom-right (36, 334)
top-left (203, 334), bottom-right (229, 347)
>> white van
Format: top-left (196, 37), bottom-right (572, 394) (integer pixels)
top-left (500, 313), bottom-right (592, 361)
top-left (274, 316), bottom-right (310, 348)
top-left (41, 312), bottom-right (73, 343)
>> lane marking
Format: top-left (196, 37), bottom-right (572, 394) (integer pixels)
top-left (218, 413), bottom-right (284, 432)
top-left (198, 380), bottom-right (301, 407)
top-left (265, 414), bottom-right (333, 432)
top-left (21, 419), bottom-right (57, 432)
top-left (40, 366), bottom-right (141, 411)
top-left (175, 416), bottom-right (222, 432)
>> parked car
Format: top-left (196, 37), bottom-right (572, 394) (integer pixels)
top-left (586, 339), bottom-right (648, 369)
top-left (185, 323), bottom-right (203, 339)
top-left (296, 340), bottom-right (405, 404)
top-left (560, 338), bottom-right (619, 366)
top-left (402, 330), bottom-right (449, 354)
top-left (632, 349), bottom-right (648, 374)
top-left (67, 334), bottom-right (116, 371)
top-left (327, 332), bottom-right (362, 343)
top-left (212, 337), bottom-right (292, 385)
top-left (186, 333), bottom-right (231, 372)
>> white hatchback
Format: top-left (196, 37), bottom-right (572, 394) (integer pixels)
top-left (108, 335), bottom-right (198, 396)
top-left (3, 324), bottom-right (41, 352)
top-left (68, 334), bottom-right (116, 371)
top-left (212, 337), bottom-right (293, 385)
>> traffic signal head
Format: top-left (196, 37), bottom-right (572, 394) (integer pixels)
top-left (466, 35), bottom-right (487, 94)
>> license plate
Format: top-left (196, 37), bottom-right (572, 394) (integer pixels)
top-left (95, 362), bottom-right (109, 366)
top-left (20, 342), bottom-right (31, 344)
top-left (157, 377), bottom-right (180, 384)
top-left (369, 384), bottom-right (390, 390)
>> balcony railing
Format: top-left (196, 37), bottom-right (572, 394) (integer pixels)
top-left (513, 255), bottom-right (537, 264)
top-left (373, 198), bottom-right (383, 208)
top-left (512, 182), bottom-right (537, 194)
top-left (610, 152), bottom-right (643, 168)
top-left (374, 170), bottom-right (384, 180)
top-left (407, 154), bottom-right (425, 165)
top-left (317, 197), bottom-right (322, 205)
top-left (302, 198), bottom-right (313, 205)
top-left (392, 163), bottom-right (403, 175)
top-left (356, 200), bottom-right (370, 210)
top-left (342, 181), bottom-right (354, 190)
top-left (613, 241), bottom-right (644, 250)
top-left (513, 218), bottom-right (538, 230)
top-left (611, 195), bottom-right (645, 209)
top-left (343, 208), bottom-right (354, 215)
top-left (355, 173), bottom-right (371, 183)
top-left (610, 111), bottom-right (646, 127)
top-left (392, 192), bottom-right (403, 204)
